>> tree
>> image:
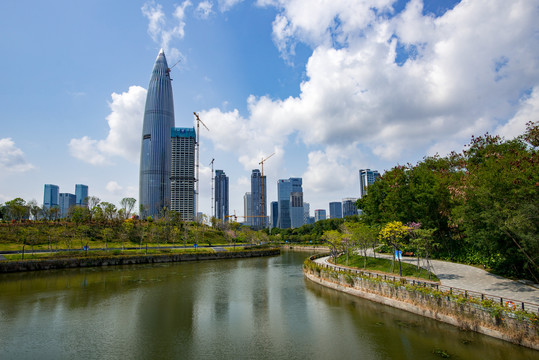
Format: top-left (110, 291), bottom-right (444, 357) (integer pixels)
top-left (4, 198), bottom-right (29, 221)
top-left (120, 197), bottom-right (136, 219)
top-left (345, 222), bottom-right (377, 269)
top-left (379, 221), bottom-right (410, 276)
top-left (322, 229), bottom-right (342, 263)
top-left (28, 200), bottom-right (42, 221)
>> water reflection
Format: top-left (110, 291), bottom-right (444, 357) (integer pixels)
top-left (0, 251), bottom-right (535, 360)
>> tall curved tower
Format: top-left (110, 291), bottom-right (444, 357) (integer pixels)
top-left (139, 49), bottom-right (175, 218)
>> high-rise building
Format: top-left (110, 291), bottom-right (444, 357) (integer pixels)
top-left (329, 201), bottom-right (343, 219)
top-left (243, 192), bottom-right (252, 226)
top-left (342, 198), bottom-right (359, 217)
top-left (215, 170), bottom-right (229, 223)
top-left (171, 127), bottom-right (196, 221)
top-left (277, 178), bottom-right (302, 229)
top-left (139, 49), bottom-right (175, 218)
top-left (359, 169), bottom-right (380, 198)
top-left (59, 193), bottom-right (76, 218)
top-left (314, 209), bottom-right (326, 222)
top-left (251, 169), bottom-right (267, 229)
top-left (43, 184), bottom-right (59, 210)
top-left (303, 202), bottom-right (310, 225)
top-left (290, 191), bottom-right (304, 228)
top-left (75, 184), bottom-right (88, 206)
top-left (270, 201), bottom-right (278, 229)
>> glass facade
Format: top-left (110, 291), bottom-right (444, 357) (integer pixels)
top-left (75, 184), bottom-right (88, 206)
top-left (359, 169), bottom-right (380, 198)
top-left (243, 192), bottom-right (252, 226)
top-left (214, 170), bottom-right (229, 222)
top-left (342, 198), bottom-right (359, 217)
top-left (314, 209), bottom-right (326, 222)
top-left (59, 193), bottom-right (76, 219)
top-left (329, 201), bottom-right (343, 219)
top-left (277, 178), bottom-right (302, 229)
top-left (43, 184), bottom-right (59, 210)
top-left (139, 49), bottom-right (175, 218)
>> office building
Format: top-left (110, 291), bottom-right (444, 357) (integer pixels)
top-left (75, 184), bottom-right (88, 206)
top-left (303, 202), bottom-right (310, 225)
top-left (277, 178), bottom-right (303, 229)
top-left (139, 49), bottom-right (175, 218)
top-left (329, 201), bottom-right (343, 219)
top-left (43, 184), bottom-right (59, 210)
top-left (215, 170), bottom-right (229, 222)
top-left (244, 192), bottom-right (252, 226)
top-left (251, 170), bottom-right (267, 229)
top-left (59, 193), bottom-right (76, 218)
top-left (270, 201), bottom-right (278, 229)
top-left (314, 209), bottom-right (326, 222)
top-left (359, 169), bottom-right (380, 198)
top-left (343, 198), bottom-right (359, 217)
top-left (171, 127), bottom-right (196, 221)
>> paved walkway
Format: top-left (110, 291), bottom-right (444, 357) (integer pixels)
top-left (315, 253), bottom-right (539, 305)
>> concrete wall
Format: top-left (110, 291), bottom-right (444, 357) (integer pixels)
top-left (0, 249), bottom-right (281, 273)
top-left (304, 264), bottom-right (539, 350)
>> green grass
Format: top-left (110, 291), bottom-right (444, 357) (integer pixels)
top-left (2, 247), bottom-right (216, 261)
top-left (334, 253), bottom-right (439, 282)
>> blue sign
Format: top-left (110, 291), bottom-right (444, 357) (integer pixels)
top-left (395, 250), bottom-right (402, 260)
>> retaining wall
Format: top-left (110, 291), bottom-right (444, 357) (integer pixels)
top-left (0, 249), bottom-right (280, 273)
top-left (304, 263), bottom-right (539, 350)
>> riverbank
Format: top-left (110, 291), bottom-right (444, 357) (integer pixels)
top-left (304, 255), bottom-right (539, 350)
top-left (0, 248), bottom-right (280, 273)
top-left (282, 245), bottom-right (329, 252)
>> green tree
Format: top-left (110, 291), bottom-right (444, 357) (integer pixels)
top-left (379, 221), bottom-right (410, 276)
top-left (120, 197), bottom-right (137, 220)
top-left (322, 229), bottom-right (342, 263)
top-left (345, 222), bottom-right (377, 269)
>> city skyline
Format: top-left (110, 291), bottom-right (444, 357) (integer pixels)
top-left (1, 1), bottom-right (538, 217)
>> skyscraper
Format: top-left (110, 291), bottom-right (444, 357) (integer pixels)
top-left (270, 201), bottom-right (278, 229)
top-left (342, 198), bottom-right (359, 217)
top-left (59, 193), bottom-right (76, 218)
top-left (359, 169), bottom-right (380, 198)
top-left (329, 201), bottom-right (343, 219)
top-left (139, 49), bottom-right (175, 218)
top-left (290, 191), bottom-right (304, 228)
top-left (277, 178), bottom-right (302, 229)
top-left (43, 184), bottom-right (59, 210)
top-left (314, 209), bottom-right (326, 222)
top-left (303, 202), bottom-right (310, 225)
top-left (244, 192), bottom-right (252, 226)
top-left (171, 127), bottom-right (196, 221)
top-left (251, 169), bottom-right (267, 229)
top-left (215, 170), bottom-right (229, 222)
top-left (75, 184), bottom-right (88, 206)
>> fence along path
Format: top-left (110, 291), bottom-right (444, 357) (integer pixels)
top-left (313, 253), bottom-right (539, 314)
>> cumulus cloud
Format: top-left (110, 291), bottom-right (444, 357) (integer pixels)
top-left (0, 138), bottom-right (34, 173)
top-left (201, 0), bottom-right (539, 194)
top-left (142, 1), bottom-right (191, 60)
top-left (218, 0), bottom-right (244, 12)
top-left (496, 87), bottom-right (539, 140)
top-left (196, 1), bottom-right (213, 18)
top-left (69, 86), bottom-right (147, 165)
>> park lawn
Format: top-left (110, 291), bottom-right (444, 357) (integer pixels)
top-left (2, 247), bottom-right (218, 261)
top-left (334, 253), bottom-right (439, 282)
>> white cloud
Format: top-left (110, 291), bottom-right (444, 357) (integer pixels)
top-left (106, 181), bottom-right (123, 194)
top-left (218, 0), bottom-right (244, 12)
top-left (201, 0), bottom-right (539, 194)
top-left (0, 138), bottom-right (34, 173)
top-left (196, 1), bottom-right (213, 18)
top-left (496, 87), bottom-right (539, 140)
top-left (142, 1), bottom-right (191, 61)
top-left (69, 86), bottom-right (147, 166)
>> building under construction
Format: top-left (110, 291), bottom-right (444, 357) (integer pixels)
top-left (171, 127), bottom-right (196, 221)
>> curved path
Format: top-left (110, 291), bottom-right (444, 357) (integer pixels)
top-left (315, 253), bottom-right (539, 305)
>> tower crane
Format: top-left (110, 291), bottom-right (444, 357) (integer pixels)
top-left (193, 112), bottom-right (209, 222)
top-left (258, 152), bottom-right (275, 228)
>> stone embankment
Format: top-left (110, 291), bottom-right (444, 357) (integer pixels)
top-left (283, 245), bottom-right (329, 252)
top-left (304, 255), bottom-right (539, 350)
top-left (0, 249), bottom-right (280, 273)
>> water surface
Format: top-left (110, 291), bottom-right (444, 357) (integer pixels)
top-left (0, 251), bottom-right (535, 359)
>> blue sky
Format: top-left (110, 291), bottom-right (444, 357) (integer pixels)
top-left (1, 0), bottom-right (538, 218)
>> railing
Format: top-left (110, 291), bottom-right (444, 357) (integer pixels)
top-left (307, 254), bottom-right (539, 314)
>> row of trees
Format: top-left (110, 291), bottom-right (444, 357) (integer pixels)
top-left (357, 122), bottom-right (538, 281)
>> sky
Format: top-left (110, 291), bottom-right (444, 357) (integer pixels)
top-left (1, 0), bottom-right (538, 219)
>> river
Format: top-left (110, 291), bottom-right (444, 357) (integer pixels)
top-left (0, 250), bottom-right (535, 359)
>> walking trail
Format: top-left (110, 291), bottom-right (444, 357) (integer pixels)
top-left (314, 251), bottom-right (539, 305)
